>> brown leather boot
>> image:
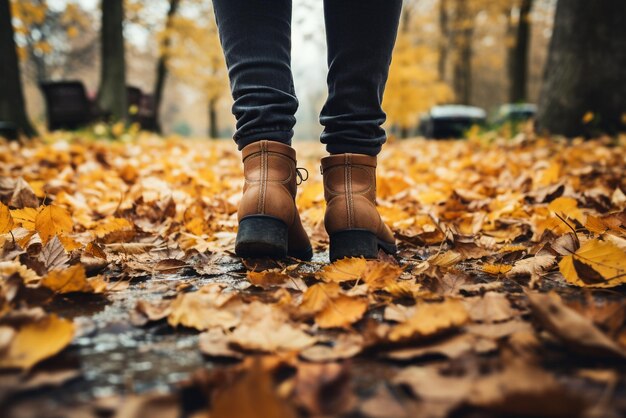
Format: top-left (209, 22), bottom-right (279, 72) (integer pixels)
top-left (321, 153), bottom-right (397, 261)
top-left (235, 140), bottom-right (312, 260)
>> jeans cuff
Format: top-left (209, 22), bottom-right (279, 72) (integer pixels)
top-left (235, 130), bottom-right (293, 150)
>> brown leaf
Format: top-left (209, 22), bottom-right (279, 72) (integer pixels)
top-left (211, 358), bottom-right (297, 418)
top-left (9, 178), bottom-right (38, 209)
top-left (168, 284), bottom-right (240, 331)
top-left (39, 235), bottom-right (70, 271)
top-left (527, 292), bottom-right (626, 358)
top-left (300, 333), bottom-right (364, 362)
top-left (294, 362), bottom-right (355, 416)
top-left (463, 292), bottom-right (514, 323)
top-left (198, 328), bottom-right (243, 359)
top-left (229, 302), bottom-right (316, 352)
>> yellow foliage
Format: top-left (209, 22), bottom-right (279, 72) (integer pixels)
top-left (0, 203), bottom-right (14, 234)
top-left (384, 35), bottom-right (453, 130)
top-left (389, 299), bottom-right (469, 342)
top-left (0, 314), bottom-right (74, 370)
top-left (559, 239), bottom-right (626, 288)
top-left (42, 265), bottom-right (105, 294)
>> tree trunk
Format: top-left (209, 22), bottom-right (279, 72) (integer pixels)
top-left (97, 0), bottom-right (127, 122)
top-left (438, 0), bottom-right (449, 80)
top-left (153, 0), bottom-right (180, 133)
top-left (452, 0), bottom-right (473, 104)
top-left (537, 0), bottom-right (626, 137)
top-left (0, 0), bottom-right (37, 138)
top-left (208, 97), bottom-right (218, 138)
top-left (508, 0), bottom-right (533, 103)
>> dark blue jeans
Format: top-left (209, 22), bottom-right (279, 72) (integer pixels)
top-left (212, 0), bottom-right (402, 156)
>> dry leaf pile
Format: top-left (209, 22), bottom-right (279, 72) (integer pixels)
top-left (1, 132), bottom-right (625, 417)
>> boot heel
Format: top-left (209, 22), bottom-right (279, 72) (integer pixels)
top-left (329, 229), bottom-right (379, 261)
top-left (236, 215), bottom-right (288, 258)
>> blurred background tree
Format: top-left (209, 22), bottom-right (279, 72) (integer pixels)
top-left (98, 0), bottom-right (126, 121)
top-left (537, 0), bottom-right (626, 137)
top-left (0, 0), bottom-right (36, 137)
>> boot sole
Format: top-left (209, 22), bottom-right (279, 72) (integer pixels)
top-left (235, 215), bottom-right (313, 260)
top-left (329, 229), bottom-right (397, 262)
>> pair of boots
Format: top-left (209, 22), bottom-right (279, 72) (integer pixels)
top-left (235, 140), bottom-right (396, 262)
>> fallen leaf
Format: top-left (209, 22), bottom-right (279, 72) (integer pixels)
top-left (247, 269), bottom-right (291, 288)
top-left (211, 358), bottom-right (298, 418)
top-left (467, 356), bottom-right (587, 417)
top-left (527, 292), bottom-right (626, 358)
top-left (198, 328), bottom-right (243, 359)
top-left (317, 258), bottom-right (368, 283)
top-left (548, 196), bottom-right (585, 224)
top-left (168, 284), bottom-right (240, 331)
top-left (39, 235), bottom-right (70, 271)
top-left (0, 202), bottom-right (14, 234)
top-left (294, 362), bottom-right (354, 416)
top-left (463, 292), bottom-right (514, 323)
top-left (558, 239), bottom-right (626, 287)
top-left (482, 264), bottom-right (512, 275)
top-left (229, 302), bottom-right (315, 352)
top-left (10, 207), bottom-right (38, 230)
top-left (41, 264), bottom-right (103, 294)
top-left (315, 295), bottom-right (369, 329)
top-left (9, 178), bottom-right (38, 209)
top-left (389, 299), bottom-right (469, 342)
top-left (299, 282), bottom-right (342, 315)
top-left (0, 314), bottom-right (74, 370)
top-left (34, 205), bottom-right (73, 244)
top-left (300, 333), bottom-right (364, 362)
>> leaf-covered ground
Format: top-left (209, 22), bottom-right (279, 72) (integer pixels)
top-left (1, 131), bottom-right (625, 418)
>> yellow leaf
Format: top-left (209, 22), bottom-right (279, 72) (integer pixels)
top-left (41, 265), bottom-right (102, 294)
top-left (247, 270), bottom-right (291, 288)
top-left (58, 235), bottom-right (82, 252)
top-left (0, 314), bottom-right (74, 370)
top-left (299, 282), bottom-right (341, 315)
top-left (93, 217), bottom-right (133, 238)
top-left (548, 197), bottom-right (585, 225)
top-left (389, 299), bottom-right (469, 342)
top-left (35, 205), bottom-right (73, 244)
top-left (582, 112), bottom-right (594, 124)
top-left (10, 207), bottom-right (38, 230)
top-left (315, 295), bottom-right (369, 329)
top-left (482, 264), bottom-right (512, 275)
top-left (559, 239), bottom-right (626, 288)
top-left (361, 261), bottom-right (403, 290)
top-left (0, 202), bottom-right (14, 234)
top-left (317, 258), bottom-right (368, 283)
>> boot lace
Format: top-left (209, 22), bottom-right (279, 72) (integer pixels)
top-left (296, 167), bottom-right (309, 185)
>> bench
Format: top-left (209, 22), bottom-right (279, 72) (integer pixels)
top-left (40, 81), bottom-right (157, 132)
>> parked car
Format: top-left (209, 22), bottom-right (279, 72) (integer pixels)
top-left (492, 103), bottom-right (537, 125)
top-left (419, 105), bottom-right (487, 139)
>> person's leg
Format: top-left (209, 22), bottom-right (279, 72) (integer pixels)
top-left (212, 0), bottom-right (311, 260)
top-left (212, 0), bottom-right (297, 149)
top-left (320, 0), bottom-right (402, 260)
top-left (320, 0), bottom-right (402, 156)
